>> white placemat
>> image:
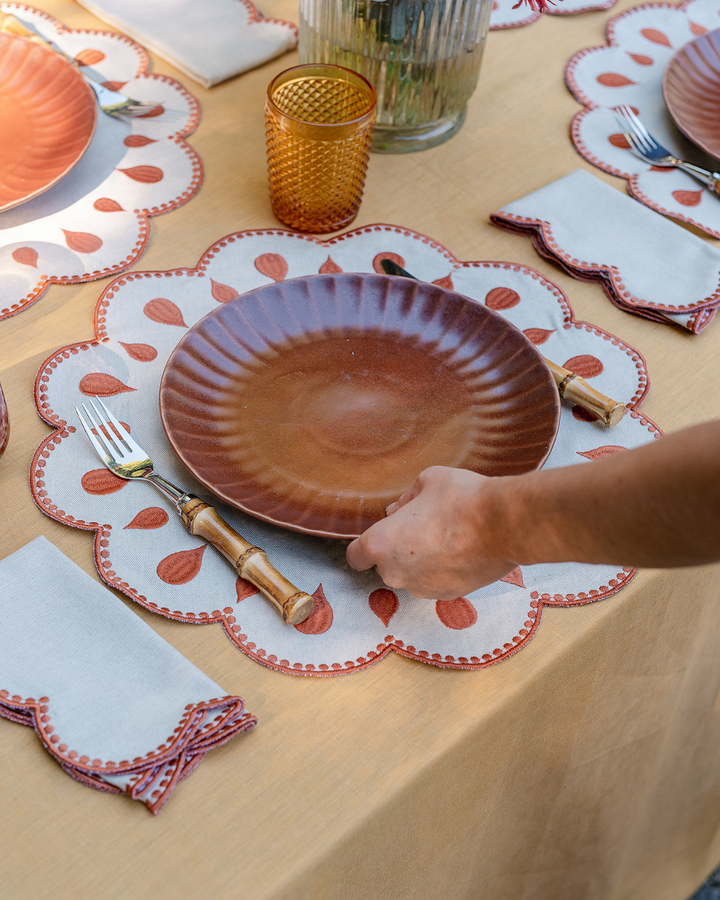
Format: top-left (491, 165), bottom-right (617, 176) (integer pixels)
top-left (31, 224), bottom-right (661, 675)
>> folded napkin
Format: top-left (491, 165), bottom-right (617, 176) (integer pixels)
top-left (75, 0), bottom-right (298, 88)
top-left (0, 537), bottom-right (256, 813)
top-left (490, 168), bottom-right (720, 333)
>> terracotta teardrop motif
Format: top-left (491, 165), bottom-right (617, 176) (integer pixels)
top-left (596, 73), bottom-right (637, 87)
top-left (501, 567), bottom-right (525, 588)
top-left (119, 341), bottom-right (158, 362)
top-left (572, 406), bottom-right (599, 423)
top-left (123, 135), bottom-right (158, 147)
top-left (373, 251), bottom-right (404, 273)
top-left (102, 81), bottom-right (127, 92)
top-left (319, 256), bottom-right (343, 274)
top-left (294, 584), bottom-right (333, 635)
top-left (81, 468), bottom-right (127, 495)
top-left (11, 247), bottom-right (38, 267)
top-left (210, 279), bottom-right (239, 302)
top-left (673, 190), bottom-right (703, 207)
top-left (78, 373), bottom-right (135, 396)
top-left (117, 165), bottom-right (164, 183)
top-left (433, 274), bottom-right (454, 290)
top-left (137, 105), bottom-right (165, 118)
top-left (578, 445), bottom-right (626, 460)
top-left (609, 133), bottom-right (631, 149)
top-left (690, 21), bottom-right (708, 35)
top-left (523, 327), bottom-right (555, 345)
top-left (93, 198), bottom-right (124, 212)
top-left (254, 253), bottom-right (288, 282)
top-left (143, 298), bottom-right (187, 327)
top-left (236, 577), bottom-right (258, 602)
top-left (124, 507), bottom-right (169, 530)
top-left (436, 596), bottom-right (478, 630)
top-left (74, 48), bottom-right (105, 66)
top-left (627, 53), bottom-right (654, 66)
top-left (640, 28), bottom-right (672, 47)
top-left (485, 287), bottom-right (520, 310)
top-left (157, 545), bottom-right (207, 585)
top-left (369, 588), bottom-right (399, 627)
top-left (563, 355), bottom-right (603, 378)
top-left (62, 230), bottom-right (103, 253)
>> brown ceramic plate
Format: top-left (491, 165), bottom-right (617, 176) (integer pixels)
top-left (159, 273), bottom-right (561, 539)
top-left (0, 34), bottom-right (97, 213)
top-left (662, 29), bottom-right (720, 161)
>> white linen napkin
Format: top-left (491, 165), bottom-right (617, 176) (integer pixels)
top-left (490, 168), bottom-right (720, 333)
top-left (75, 0), bottom-right (298, 88)
top-left (0, 536), bottom-right (256, 813)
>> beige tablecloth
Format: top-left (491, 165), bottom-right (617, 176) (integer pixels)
top-left (2, 1), bottom-right (720, 898)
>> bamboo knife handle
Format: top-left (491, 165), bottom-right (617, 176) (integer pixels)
top-left (377, 259), bottom-right (627, 428)
top-left (543, 358), bottom-right (626, 428)
top-left (178, 497), bottom-right (314, 625)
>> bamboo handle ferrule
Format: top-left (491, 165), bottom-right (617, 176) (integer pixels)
top-left (179, 498), bottom-right (314, 625)
top-left (543, 358), bottom-right (626, 428)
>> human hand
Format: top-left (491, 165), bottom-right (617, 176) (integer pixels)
top-left (346, 466), bottom-right (516, 601)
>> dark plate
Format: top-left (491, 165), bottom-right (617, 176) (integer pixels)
top-left (159, 273), bottom-right (560, 539)
top-left (663, 29), bottom-right (720, 162)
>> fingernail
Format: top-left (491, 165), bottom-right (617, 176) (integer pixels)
top-left (385, 502), bottom-right (397, 516)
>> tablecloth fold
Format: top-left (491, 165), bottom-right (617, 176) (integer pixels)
top-left (490, 168), bottom-right (720, 333)
top-left (0, 537), bottom-right (257, 813)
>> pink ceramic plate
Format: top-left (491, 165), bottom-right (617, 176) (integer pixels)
top-left (0, 33), bottom-right (96, 212)
top-left (662, 29), bottom-right (720, 162)
top-left (160, 273), bottom-right (560, 539)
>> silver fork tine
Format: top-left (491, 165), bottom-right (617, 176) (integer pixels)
top-left (622, 107), bottom-right (654, 153)
top-left (89, 396), bottom-right (137, 456)
top-left (75, 403), bottom-right (117, 463)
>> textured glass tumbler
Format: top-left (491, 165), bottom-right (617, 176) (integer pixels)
top-left (298, 0), bottom-right (492, 153)
top-left (265, 64), bottom-right (376, 233)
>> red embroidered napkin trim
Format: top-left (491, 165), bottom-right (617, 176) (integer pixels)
top-left (490, 210), bottom-right (720, 330)
top-left (0, 689), bottom-right (256, 813)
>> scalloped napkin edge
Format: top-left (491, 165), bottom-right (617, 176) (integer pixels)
top-left (0, 537), bottom-right (257, 813)
top-left (75, 0), bottom-right (297, 88)
top-left (490, 168), bottom-right (720, 333)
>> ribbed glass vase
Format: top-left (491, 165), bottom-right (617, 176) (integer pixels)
top-left (298, 0), bottom-right (492, 153)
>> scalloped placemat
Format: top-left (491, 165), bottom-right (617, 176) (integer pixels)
top-left (31, 224), bottom-right (660, 676)
top-left (565, 0), bottom-right (720, 237)
top-left (490, 0), bottom-right (618, 30)
top-left (0, 3), bottom-right (202, 320)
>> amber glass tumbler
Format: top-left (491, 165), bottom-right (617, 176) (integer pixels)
top-left (265, 64), bottom-right (377, 233)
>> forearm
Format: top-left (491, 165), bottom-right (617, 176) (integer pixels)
top-left (494, 420), bottom-right (720, 570)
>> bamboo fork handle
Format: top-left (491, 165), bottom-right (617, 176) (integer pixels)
top-left (543, 358), bottom-right (626, 428)
top-left (179, 498), bottom-right (314, 625)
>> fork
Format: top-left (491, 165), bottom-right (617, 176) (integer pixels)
top-left (0, 12), bottom-right (160, 118)
top-left (75, 396), bottom-right (314, 625)
top-left (613, 105), bottom-right (720, 196)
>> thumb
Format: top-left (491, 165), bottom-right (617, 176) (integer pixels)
top-left (385, 478), bottom-right (421, 517)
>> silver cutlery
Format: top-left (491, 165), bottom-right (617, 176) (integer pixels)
top-left (379, 259), bottom-right (626, 427)
top-left (613, 105), bottom-right (720, 196)
top-left (75, 396), bottom-right (314, 625)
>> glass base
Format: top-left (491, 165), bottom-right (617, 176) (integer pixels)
top-left (371, 107), bottom-right (467, 154)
